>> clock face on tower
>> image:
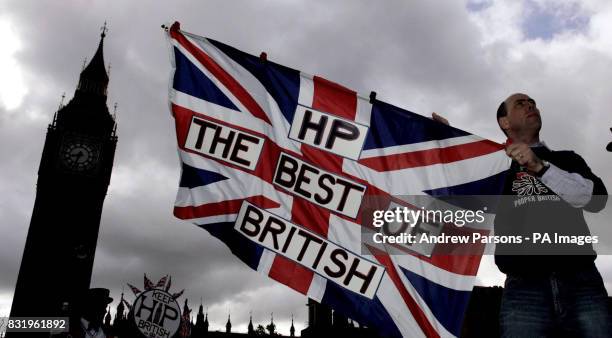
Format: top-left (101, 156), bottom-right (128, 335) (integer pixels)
top-left (60, 138), bottom-right (100, 172)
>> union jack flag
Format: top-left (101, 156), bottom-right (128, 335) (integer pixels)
top-left (166, 22), bottom-right (509, 338)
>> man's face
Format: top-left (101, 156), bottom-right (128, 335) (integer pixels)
top-left (499, 93), bottom-right (542, 136)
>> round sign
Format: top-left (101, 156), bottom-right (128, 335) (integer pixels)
top-left (133, 289), bottom-right (181, 338)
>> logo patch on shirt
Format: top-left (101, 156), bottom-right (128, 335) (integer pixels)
top-left (512, 172), bottom-right (548, 196)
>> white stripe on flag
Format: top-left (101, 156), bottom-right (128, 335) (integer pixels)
top-left (375, 274), bottom-right (427, 338)
top-left (355, 94), bottom-right (373, 127)
top-left (343, 150), bottom-right (509, 195)
top-left (185, 34), bottom-right (294, 134)
top-left (327, 213), bottom-right (365, 254)
top-left (306, 274), bottom-right (327, 302)
top-left (298, 72), bottom-right (314, 107)
top-left (360, 134), bottom-right (484, 159)
top-left (257, 249), bottom-right (276, 275)
top-left (176, 150), bottom-right (292, 209)
top-left (391, 254), bottom-right (476, 291)
top-left (390, 257), bottom-right (457, 338)
top-left (172, 40), bottom-right (252, 118)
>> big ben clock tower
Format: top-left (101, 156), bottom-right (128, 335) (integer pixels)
top-left (10, 25), bottom-right (117, 320)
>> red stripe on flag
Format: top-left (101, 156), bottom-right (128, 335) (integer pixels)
top-left (290, 200), bottom-right (334, 237)
top-left (287, 76), bottom-right (359, 234)
top-left (173, 196), bottom-right (280, 220)
top-left (302, 76), bottom-right (360, 172)
top-left (268, 255), bottom-right (314, 295)
top-left (173, 103), bottom-right (193, 150)
top-left (383, 223), bottom-right (486, 275)
top-left (385, 241), bottom-right (483, 275)
top-left (427, 224), bottom-right (485, 275)
top-left (170, 30), bottom-right (272, 125)
top-left (369, 245), bottom-right (440, 338)
top-left (312, 76), bottom-right (357, 120)
top-left (359, 139), bottom-right (504, 171)
top-left (267, 75), bottom-right (360, 298)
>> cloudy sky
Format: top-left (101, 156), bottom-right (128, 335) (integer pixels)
top-left (1, 0), bottom-right (611, 335)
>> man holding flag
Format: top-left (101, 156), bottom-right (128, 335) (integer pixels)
top-left (436, 93), bottom-right (609, 337)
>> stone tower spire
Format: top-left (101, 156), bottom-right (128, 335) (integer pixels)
top-left (225, 313), bottom-right (232, 333)
top-left (76, 21), bottom-right (109, 98)
top-left (204, 309), bottom-right (209, 332)
top-left (290, 314), bottom-right (295, 337)
top-left (248, 311), bottom-right (254, 335)
top-left (116, 292), bottom-right (125, 321)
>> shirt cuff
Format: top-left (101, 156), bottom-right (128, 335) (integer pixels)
top-left (540, 163), bottom-right (594, 208)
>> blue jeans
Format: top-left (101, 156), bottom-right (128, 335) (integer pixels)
top-left (500, 265), bottom-right (611, 338)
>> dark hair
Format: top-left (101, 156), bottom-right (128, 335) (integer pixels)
top-left (496, 101), bottom-right (507, 118)
top-left (497, 101), bottom-right (508, 136)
